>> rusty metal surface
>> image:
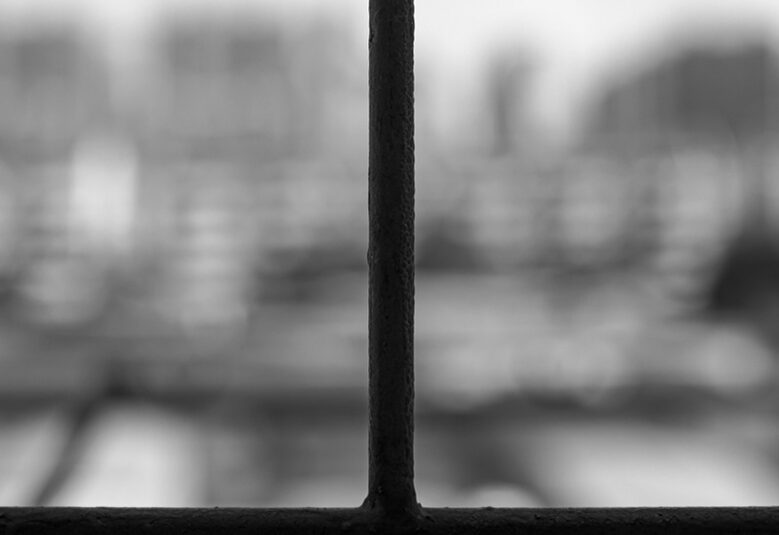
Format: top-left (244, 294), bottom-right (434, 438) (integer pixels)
top-left (420, 507), bottom-right (779, 534)
top-left (0, 507), bottom-right (358, 535)
top-left (366, 0), bottom-right (418, 518)
top-left (2, 507), bottom-right (779, 534)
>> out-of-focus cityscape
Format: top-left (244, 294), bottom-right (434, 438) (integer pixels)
top-left (3, 0), bottom-right (779, 508)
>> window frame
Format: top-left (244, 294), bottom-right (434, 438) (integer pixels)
top-left (1, 1), bottom-right (779, 533)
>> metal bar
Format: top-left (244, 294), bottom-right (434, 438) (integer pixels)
top-left (421, 507), bottom-right (779, 533)
top-left (366, 0), bottom-right (417, 518)
top-left (2, 507), bottom-right (779, 534)
top-left (0, 507), bottom-right (358, 535)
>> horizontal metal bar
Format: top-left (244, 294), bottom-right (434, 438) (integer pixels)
top-left (1, 507), bottom-right (778, 534)
top-left (0, 507), bottom-right (359, 535)
top-left (423, 507), bottom-right (779, 534)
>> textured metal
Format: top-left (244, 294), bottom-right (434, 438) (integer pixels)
top-left (0, 508), bottom-right (358, 535)
top-left (2, 507), bottom-right (779, 534)
top-left (365, 0), bottom-right (418, 518)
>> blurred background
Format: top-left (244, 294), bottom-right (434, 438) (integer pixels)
top-left (1, 0), bottom-right (779, 508)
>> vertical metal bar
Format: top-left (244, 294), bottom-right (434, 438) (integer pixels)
top-left (365, 0), bottom-right (417, 517)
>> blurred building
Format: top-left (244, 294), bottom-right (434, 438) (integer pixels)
top-left (0, 26), bottom-right (117, 328)
top-left (137, 18), bottom-right (289, 159)
top-left (134, 15), bottom-right (365, 160)
top-left (0, 26), bottom-right (107, 162)
top-left (587, 40), bottom-right (779, 151)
